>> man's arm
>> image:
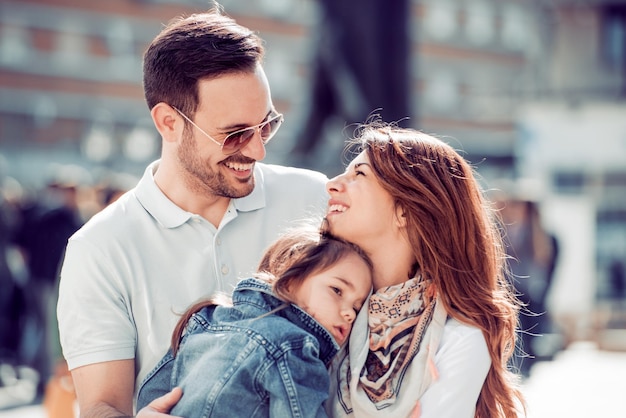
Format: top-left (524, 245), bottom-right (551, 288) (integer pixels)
top-left (71, 360), bottom-right (135, 417)
top-left (71, 359), bottom-right (183, 418)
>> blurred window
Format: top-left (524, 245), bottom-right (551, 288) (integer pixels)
top-left (425, 72), bottom-right (459, 112)
top-left (54, 28), bottom-right (88, 69)
top-left (424, 0), bottom-right (457, 40)
top-left (464, 0), bottom-right (495, 46)
top-left (553, 171), bottom-right (585, 194)
top-left (604, 171), bottom-right (626, 188)
top-left (0, 25), bottom-right (30, 66)
top-left (601, 5), bottom-right (626, 71)
top-left (500, 4), bottom-right (527, 51)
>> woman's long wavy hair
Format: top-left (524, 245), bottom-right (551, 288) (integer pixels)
top-left (353, 121), bottom-right (525, 417)
top-left (170, 226), bottom-right (372, 355)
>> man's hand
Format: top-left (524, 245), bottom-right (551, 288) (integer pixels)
top-left (136, 387), bottom-right (183, 417)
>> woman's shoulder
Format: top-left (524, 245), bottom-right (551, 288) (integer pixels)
top-left (442, 317), bottom-right (486, 342)
top-left (438, 317), bottom-right (490, 362)
top-left (443, 316), bottom-right (484, 337)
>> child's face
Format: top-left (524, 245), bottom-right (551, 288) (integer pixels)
top-left (291, 253), bottom-right (372, 345)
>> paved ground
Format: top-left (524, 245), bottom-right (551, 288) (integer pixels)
top-left (1, 341), bottom-right (625, 417)
top-left (523, 341), bottom-right (626, 418)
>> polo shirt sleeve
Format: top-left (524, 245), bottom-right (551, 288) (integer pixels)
top-left (418, 318), bottom-right (491, 418)
top-left (57, 234), bottom-right (136, 371)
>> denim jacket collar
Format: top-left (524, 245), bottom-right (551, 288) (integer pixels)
top-left (230, 277), bottom-right (340, 365)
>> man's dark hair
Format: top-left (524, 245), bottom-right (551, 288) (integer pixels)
top-left (143, 8), bottom-right (265, 116)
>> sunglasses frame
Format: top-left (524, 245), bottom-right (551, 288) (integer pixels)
top-left (172, 106), bottom-right (283, 155)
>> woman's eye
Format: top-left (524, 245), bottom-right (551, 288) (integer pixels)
top-left (331, 287), bottom-right (342, 296)
top-left (355, 170), bottom-right (365, 176)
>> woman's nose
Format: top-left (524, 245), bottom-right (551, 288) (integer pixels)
top-left (326, 175), bottom-right (343, 193)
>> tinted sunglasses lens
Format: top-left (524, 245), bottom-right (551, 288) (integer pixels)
top-left (262, 116), bottom-right (282, 141)
top-left (261, 117), bottom-right (280, 141)
top-left (221, 114), bottom-right (282, 154)
top-left (222, 129), bottom-right (255, 154)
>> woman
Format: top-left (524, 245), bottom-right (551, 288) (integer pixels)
top-left (324, 121), bottom-right (525, 418)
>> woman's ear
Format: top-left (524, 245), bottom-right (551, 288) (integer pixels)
top-left (151, 103), bottom-right (180, 143)
top-left (395, 204), bottom-right (407, 228)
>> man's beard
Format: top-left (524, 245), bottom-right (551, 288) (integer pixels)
top-left (178, 129), bottom-right (255, 199)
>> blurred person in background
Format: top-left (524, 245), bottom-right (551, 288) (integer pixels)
top-left (13, 167), bottom-right (86, 399)
top-left (43, 359), bottom-right (77, 418)
top-left (494, 189), bottom-right (559, 377)
top-left (98, 173), bottom-right (138, 208)
top-left (607, 257), bottom-right (626, 321)
top-left (0, 155), bottom-right (25, 377)
top-left (56, 5), bottom-right (328, 418)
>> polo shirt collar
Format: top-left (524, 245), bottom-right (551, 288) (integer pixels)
top-left (135, 160), bottom-right (267, 229)
top-left (232, 164), bottom-right (266, 213)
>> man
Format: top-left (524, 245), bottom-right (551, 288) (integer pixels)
top-left (57, 7), bottom-right (328, 417)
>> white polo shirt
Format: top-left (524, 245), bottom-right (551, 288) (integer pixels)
top-left (57, 160), bottom-right (328, 395)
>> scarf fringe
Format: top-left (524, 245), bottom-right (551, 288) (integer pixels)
top-left (428, 351), bottom-right (439, 381)
top-left (410, 401), bottom-right (421, 418)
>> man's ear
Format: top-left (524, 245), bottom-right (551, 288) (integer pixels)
top-left (395, 204), bottom-right (407, 228)
top-left (151, 103), bottom-right (180, 143)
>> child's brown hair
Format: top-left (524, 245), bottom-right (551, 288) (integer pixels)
top-left (171, 225), bottom-right (372, 354)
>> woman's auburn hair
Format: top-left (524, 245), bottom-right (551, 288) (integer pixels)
top-left (353, 121), bottom-right (526, 418)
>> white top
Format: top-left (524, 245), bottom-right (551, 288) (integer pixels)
top-left (327, 309), bottom-right (491, 418)
top-left (419, 318), bottom-right (491, 418)
top-left (57, 160), bottom-right (328, 395)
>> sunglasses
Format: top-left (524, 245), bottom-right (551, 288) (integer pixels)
top-left (173, 106), bottom-right (284, 156)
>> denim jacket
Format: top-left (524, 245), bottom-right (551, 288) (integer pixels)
top-left (137, 277), bottom-right (340, 418)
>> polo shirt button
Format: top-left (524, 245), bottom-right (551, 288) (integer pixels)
top-left (216, 237), bottom-right (222, 245)
top-left (221, 265), bottom-right (229, 275)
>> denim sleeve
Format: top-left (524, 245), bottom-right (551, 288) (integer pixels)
top-left (136, 350), bottom-right (176, 411)
top-left (266, 339), bottom-right (330, 418)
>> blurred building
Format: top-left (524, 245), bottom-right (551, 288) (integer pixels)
top-left (1, 0), bottom-right (625, 341)
top-left (415, 0), bottom-right (543, 180)
top-left (514, 1), bottom-right (626, 346)
top-left (416, 0), bottom-right (626, 347)
top-left (0, 0), bottom-right (553, 183)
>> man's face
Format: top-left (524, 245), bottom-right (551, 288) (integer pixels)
top-left (177, 64), bottom-right (274, 199)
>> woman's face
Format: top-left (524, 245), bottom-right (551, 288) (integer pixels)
top-left (325, 151), bottom-right (399, 252)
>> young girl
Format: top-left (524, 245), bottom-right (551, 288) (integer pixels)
top-left (137, 226), bottom-right (372, 418)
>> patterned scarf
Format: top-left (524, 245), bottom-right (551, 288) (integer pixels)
top-left (358, 274), bottom-right (437, 405)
